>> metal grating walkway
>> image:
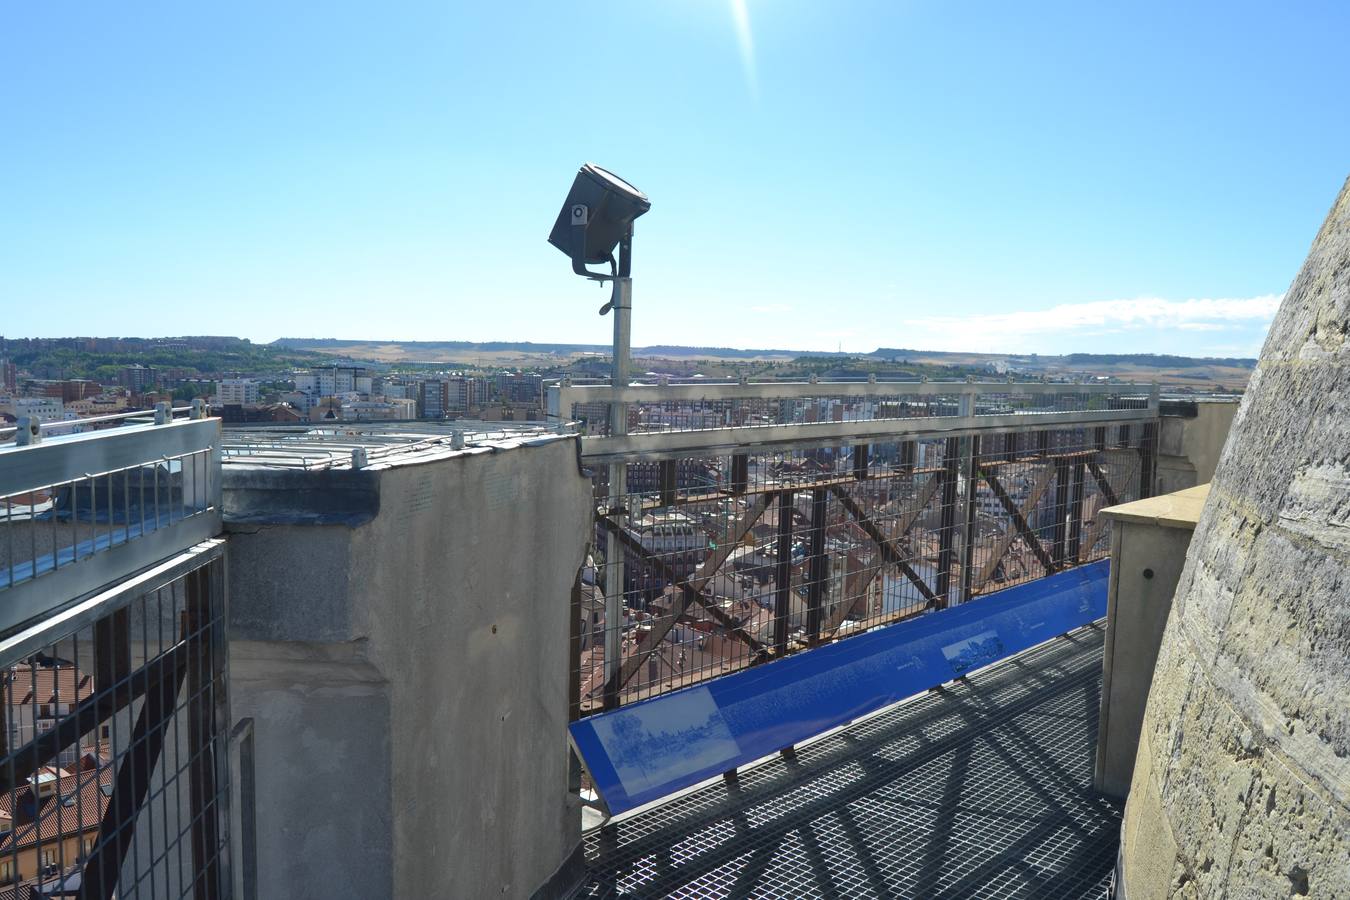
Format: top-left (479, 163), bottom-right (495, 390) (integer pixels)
top-left (577, 625), bottom-right (1119, 899)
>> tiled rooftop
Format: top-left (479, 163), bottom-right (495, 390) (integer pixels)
top-left (578, 626), bottom-right (1119, 899)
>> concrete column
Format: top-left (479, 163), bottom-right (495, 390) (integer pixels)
top-left (223, 438), bottom-right (593, 899)
top-left (1094, 484), bottom-right (1207, 798)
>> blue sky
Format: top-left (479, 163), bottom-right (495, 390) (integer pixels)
top-left (2, 1), bottom-right (1346, 356)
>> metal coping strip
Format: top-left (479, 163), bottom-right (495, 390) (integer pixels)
top-left (0, 417), bottom-right (221, 497)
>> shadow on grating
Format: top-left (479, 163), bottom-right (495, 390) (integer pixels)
top-left (577, 625), bottom-right (1120, 900)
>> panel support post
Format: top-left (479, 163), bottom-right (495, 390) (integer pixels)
top-left (806, 488), bottom-right (828, 645)
top-left (773, 491), bottom-right (794, 654)
top-left (959, 435), bottom-right (980, 604)
top-left (730, 454), bottom-right (749, 495)
top-left (187, 562), bottom-right (223, 900)
top-left (1051, 456), bottom-right (1072, 569)
top-left (658, 459), bottom-right (678, 508)
top-left (852, 444), bottom-right (869, 481)
top-left (1067, 461), bottom-right (1086, 563)
top-left (935, 437), bottom-right (961, 607)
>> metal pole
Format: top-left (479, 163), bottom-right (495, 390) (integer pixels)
top-left (602, 273), bottom-right (632, 709)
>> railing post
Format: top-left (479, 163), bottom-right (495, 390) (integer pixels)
top-left (959, 435), bottom-right (980, 604)
top-left (899, 440), bottom-right (915, 473)
top-left (730, 454), bottom-right (748, 495)
top-left (935, 437), bottom-right (961, 607)
top-left (806, 488), bottom-right (828, 644)
top-left (187, 561), bottom-right (223, 900)
top-left (852, 444), bottom-right (869, 481)
top-left (773, 491), bottom-right (794, 654)
top-left (1051, 455), bottom-right (1072, 569)
top-left (659, 459), bottom-right (678, 508)
top-left (1067, 460), bottom-right (1087, 561)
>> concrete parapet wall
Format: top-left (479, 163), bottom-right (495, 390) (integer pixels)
top-left (1119, 179), bottom-right (1350, 897)
top-left (1156, 400), bottom-right (1238, 495)
top-left (224, 437), bottom-right (592, 899)
top-left (1095, 484), bottom-right (1207, 799)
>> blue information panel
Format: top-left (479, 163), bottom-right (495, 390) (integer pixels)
top-left (570, 560), bottom-right (1109, 816)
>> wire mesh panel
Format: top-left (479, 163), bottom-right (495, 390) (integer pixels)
top-left (575, 422), bottom-right (1155, 716)
top-left (0, 544), bottom-right (229, 899)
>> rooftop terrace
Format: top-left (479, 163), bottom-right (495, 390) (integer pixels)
top-left (0, 384), bottom-right (1233, 899)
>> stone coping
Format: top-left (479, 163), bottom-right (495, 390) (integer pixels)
top-left (1101, 483), bottom-right (1210, 530)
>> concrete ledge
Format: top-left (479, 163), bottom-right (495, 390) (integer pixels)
top-left (1101, 483), bottom-right (1209, 530)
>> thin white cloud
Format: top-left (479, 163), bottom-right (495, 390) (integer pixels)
top-left (750, 303), bottom-right (792, 313)
top-left (900, 295), bottom-right (1283, 353)
top-left (730, 0), bottom-right (758, 99)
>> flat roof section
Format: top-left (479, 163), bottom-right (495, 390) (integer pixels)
top-left (578, 626), bottom-right (1120, 899)
top-left (219, 421), bottom-right (570, 471)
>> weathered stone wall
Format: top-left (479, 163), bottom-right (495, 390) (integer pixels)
top-left (1118, 178), bottom-right (1350, 897)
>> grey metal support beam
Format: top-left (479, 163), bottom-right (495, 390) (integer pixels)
top-left (187, 562), bottom-right (222, 900)
top-left (806, 488), bottom-right (828, 645)
top-left (1051, 457), bottom-right (1072, 568)
top-left (95, 606), bottom-right (132, 711)
top-left (730, 454), bottom-right (749, 495)
top-left (852, 445), bottom-right (869, 481)
top-left (1067, 461), bottom-right (1086, 562)
top-left (659, 459), bottom-right (678, 508)
top-left (773, 491), bottom-right (794, 654)
top-left (935, 438), bottom-right (961, 607)
top-left (958, 436), bottom-right (980, 604)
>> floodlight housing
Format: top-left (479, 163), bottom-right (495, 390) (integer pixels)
top-left (548, 163), bottom-right (650, 278)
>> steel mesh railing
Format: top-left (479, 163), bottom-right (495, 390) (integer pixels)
top-left (0, 542), bottom-right (230, 899)
top-left (574, 420), bottom-right (1155, 716)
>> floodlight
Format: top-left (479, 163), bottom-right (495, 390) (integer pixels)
top-left (548, 163), bottom-right (650, 278)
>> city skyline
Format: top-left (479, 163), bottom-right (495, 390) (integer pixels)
top-left (3, 2), bottom-right (1347, 356)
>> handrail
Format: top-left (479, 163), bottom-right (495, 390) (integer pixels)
top-left (0, 404), bottom-right (199, 439)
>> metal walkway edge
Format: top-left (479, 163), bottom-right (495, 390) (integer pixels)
top-left (577, 625), bottom-right (1119, 899)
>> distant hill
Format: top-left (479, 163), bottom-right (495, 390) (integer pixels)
top-left (271, 338), bottom-right (840, 361)
top-left (270, 338), bottom-right (1257, 389)
top-left (871, 348), bottom-right (1257, 368)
